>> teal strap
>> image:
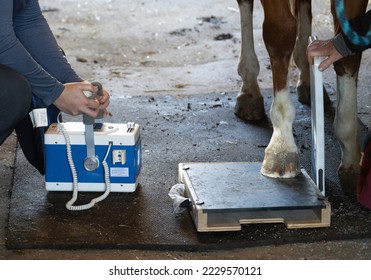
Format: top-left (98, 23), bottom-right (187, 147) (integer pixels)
top-left (335, 0), bottom-right (371, 46)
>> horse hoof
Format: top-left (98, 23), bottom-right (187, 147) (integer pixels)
top-left (261, 150), bottom-right (301, 178)
top-left (297, 84), bottom-right (311, 105)
top-left (297, 85), bottom-right (331, 106)
top-left (234, 94), bottom-right (266, 121)
top-left (338, 166), bottom-right (359, 199)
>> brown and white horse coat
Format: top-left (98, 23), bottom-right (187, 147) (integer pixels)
top-left (235, 0), bottom-right (368, 196)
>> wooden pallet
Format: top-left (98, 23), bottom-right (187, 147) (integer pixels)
top-left (178, 162), bottom-right (331, 232)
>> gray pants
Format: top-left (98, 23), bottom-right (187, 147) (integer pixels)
top-left (0, 64), bottom-right (32, 145)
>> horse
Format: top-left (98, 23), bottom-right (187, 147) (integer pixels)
top-left (234, 0), bottom-right (368, 197)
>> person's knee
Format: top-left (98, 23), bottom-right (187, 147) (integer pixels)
top-left (0, 66), bottom-right (32, 118)
top-left (0, 65), bottom-right (32, 143)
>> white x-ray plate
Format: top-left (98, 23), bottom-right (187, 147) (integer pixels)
top-left (310, 46), bottom-right (326, 195)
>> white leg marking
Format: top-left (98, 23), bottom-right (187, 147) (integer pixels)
top-left (334, 74), bottom-right (360, 167)
top-left (263, 88), bottom-right (299, 178)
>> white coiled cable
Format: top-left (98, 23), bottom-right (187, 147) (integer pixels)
top-left (57, 114), bottom-right (112, 211)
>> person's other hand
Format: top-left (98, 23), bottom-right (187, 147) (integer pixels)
top-left (53, 81), bottom-right (110, 118)
top-left (307, 39), bottom-right (344, 71)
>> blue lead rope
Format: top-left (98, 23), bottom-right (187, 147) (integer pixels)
top-left (335, 0), bottom-right (371, 46)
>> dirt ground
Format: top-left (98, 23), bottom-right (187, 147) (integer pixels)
top-left (44, 0), bottom-right (247, 96)
top-left (1, 0), bottom-right (371, 260)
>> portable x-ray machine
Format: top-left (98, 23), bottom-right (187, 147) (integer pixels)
top-left (171, 37), bottom-right (331, 231)
top-left (44, 82), bottom-right (142, 210)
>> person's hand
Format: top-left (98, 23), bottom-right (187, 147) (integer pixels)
top-left (53, 81), bottom-right (110, 118)
top-left (307, 39), bottom-right (344, 71)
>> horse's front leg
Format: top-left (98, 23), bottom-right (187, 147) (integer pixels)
top-left (333, 66), bottom-right (361, 197)
top-left (331, 0), bottom-right (367, 197)
top-left (260, 0), bottom-right (301, 178)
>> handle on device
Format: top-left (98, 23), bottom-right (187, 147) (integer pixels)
top-left (82, 81), bottom-right (103, 125)
top-left (82, 81), bottom-right (104, 172)
top-left (309, 35), bottom-right (318, 44)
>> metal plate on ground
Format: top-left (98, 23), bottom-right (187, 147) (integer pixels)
top-left (179, 162), bottom-right (331, 232)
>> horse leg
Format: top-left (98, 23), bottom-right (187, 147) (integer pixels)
top-left (292, 0), bottom-right (331, 106)
top-left (334, 70), bottom-right (361, 198)
top-left (235, 0), bottom-right (266, 121)
top-left (331, 0), bottom-right (368, 197)
top-left (293, 0), bottom-right (331, 105)
top-left (292, 0), bottom-right (312, 104)
top-left (260, 0), bottom-right (301, 178)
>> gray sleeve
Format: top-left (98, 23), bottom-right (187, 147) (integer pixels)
top-left (0, 0), bottom-right (81, 107)
top-left (331, 33), bottom-right (354, 58)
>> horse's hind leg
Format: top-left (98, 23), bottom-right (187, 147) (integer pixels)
top-left (292, 0), bottom-right (331, 106)
top-left (292, 0), bottom-right (312, 104)
top-left (235, 0), bottom-right (266, 121)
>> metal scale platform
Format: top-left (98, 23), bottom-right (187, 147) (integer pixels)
top-left (177, 44), bottom-right (331, 232)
